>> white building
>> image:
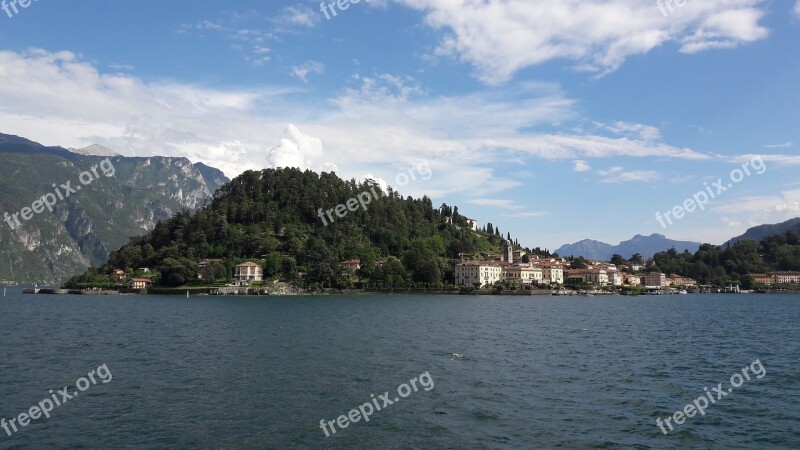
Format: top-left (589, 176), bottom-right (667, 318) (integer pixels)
top-left (567, 269), bottom-right (609, 286)
top-left (455, 261), bottom-right (504, 287)
top-left (234, 262), bottom-right (264, 286)
top-left (773, 272), bottom-right (800, 284)
top-left (541, 265), bottom-right (564, 285)
top-left (502, 265), bottom-right (543, 286)
top-left (607, 271), bottom-right (623, 287)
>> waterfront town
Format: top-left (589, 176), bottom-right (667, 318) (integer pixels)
top-left (452, 240), bottom-right (800, 293)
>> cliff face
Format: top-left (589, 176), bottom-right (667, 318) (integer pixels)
top-left (0, 134), bottom-right (228, 284)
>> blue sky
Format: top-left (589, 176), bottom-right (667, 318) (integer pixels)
top-left (1, 0), bottom-right (799, 250)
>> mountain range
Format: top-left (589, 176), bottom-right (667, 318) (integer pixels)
top-left (554, 234), bottom-right (702, 261)
top-left (0, 133), bottom-right (228, 284)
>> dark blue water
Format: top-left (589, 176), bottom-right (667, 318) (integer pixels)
top-left (1, 291), bottom-right (799, 449)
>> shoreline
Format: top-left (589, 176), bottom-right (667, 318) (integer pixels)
top-left (17, 287), bottom-right (796, 297)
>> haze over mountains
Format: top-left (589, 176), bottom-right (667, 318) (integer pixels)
top-left (0, 133), bottom-right (228, 284)
top-left (555, 222), bottom-right (800, 261)
top-left (555, 234), bottom-right (702, 260)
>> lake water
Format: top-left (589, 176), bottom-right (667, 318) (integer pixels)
top-left (1, 291), bottom-right (799, 449)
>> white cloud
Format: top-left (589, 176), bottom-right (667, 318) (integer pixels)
top-left (396, 0), bottom-right (770, 83)
top-left (795, 1), bottom-right (800, 17)
top-left (178, 19), bottom-right (274, 66)
top-left (266, 124), bottom-right (337, 172)
top-left (597, 167), bottom-right (660, 183)
top-left (729, 154), bottom-right (800, 166)
top-left (573, 160), bottom-right (591, 172)
top-left (679, 7), bottom-right (769, 53)
top-left (362, 174), bottom-right (390, 193)
top-left (599, 121), bottom-right (661, 141)
top-left (277, 4), bottom-right (320, 28)
top-left (0, 49), bottom-right (782, 202)
top-left (292, 61), bottom-right (325, 83)
top-left (711, 189), bottom-right (800, 228)
top-left (764, 142), bottom-right (793, 149)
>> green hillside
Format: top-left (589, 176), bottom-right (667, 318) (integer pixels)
top-left (65, 168), bottom-right (529, 289)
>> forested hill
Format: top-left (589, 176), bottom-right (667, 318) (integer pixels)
top-left (66, 168), bottom-right (519, 288)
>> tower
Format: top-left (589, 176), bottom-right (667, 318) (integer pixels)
top-left (502, 239), bottom-right (513, 263)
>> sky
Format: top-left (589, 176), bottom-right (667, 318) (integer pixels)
top-left (1, 0), bottom-right (799, 251)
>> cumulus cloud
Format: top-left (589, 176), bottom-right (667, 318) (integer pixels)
top-left (362, 174), bottom-right (390, 193)
top-left (396, 0), bottom-right (770, 83)
top-left (267, 124), bottom-right (337, 172)
top-left (796, 1), bottom-right (800, 17)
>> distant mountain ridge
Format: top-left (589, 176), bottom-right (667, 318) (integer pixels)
top-left (555, 234), bottom-right (702, 260)
top-left (554, 239), bottom-right (614, 260)
top-left (69, 144), bottom-right (120, 157)
top-left (725, 218), bottom-right (800, 247)
top-left (0, 132), bottom-right (229, 284)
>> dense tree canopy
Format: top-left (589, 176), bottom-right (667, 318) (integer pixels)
top-left (651, 231), bottom-right (800, 286)
top-left (65, 168), bottom-right (505, 288)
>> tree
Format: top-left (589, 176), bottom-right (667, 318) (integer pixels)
top-left (158, 257), bottom-right (197, 287)
top-left (629, 253), bottom-right (644, 265)
top-left (306, 238), bottom-right (336, 287)
top-left (570, 256), bottom-right (588, 270)
top-left (372, 257), bottom-right (409, 285)
top-left (401, 246), bottom-right (442, 283)
top-left (198, 261), bottom-right (226, 282)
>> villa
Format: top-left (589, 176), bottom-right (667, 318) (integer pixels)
top-left (234, 262), bottom-right (264, 286)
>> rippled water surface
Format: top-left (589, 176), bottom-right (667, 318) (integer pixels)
top-left (1, 291), bottom-right (799, 449)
